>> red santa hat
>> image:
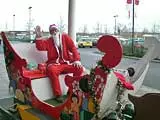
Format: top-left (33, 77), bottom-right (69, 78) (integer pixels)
top-left (49, 24), bottom-right (58, 31)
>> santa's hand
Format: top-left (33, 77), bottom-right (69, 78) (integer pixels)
top-left (35, 25), bottom-right (42, 38)
top-left (72, 61), bottom-right (83, 68)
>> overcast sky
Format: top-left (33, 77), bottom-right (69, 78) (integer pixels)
top-left (0, 0), bottom-right (159, 33)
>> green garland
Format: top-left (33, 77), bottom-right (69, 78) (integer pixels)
top-left (116, 80), bottom-right (125, 102)
top-left (114, 76), bottom-right (134, 120)
top-left (97, 60), bottom-right (111, 73)
top-left (89, 60), bottom-right (111, 119)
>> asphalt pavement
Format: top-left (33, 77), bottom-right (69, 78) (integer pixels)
top-left (0, 54), bottom-right (13, 98)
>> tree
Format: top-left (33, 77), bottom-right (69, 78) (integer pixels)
top-left (142, 28), bottom-right (149, 33)
top-left (93, 22), bottom-right (102, 34)
top-left (57, 16), bottom-right (66, 33)
top-left (151, 23), bottom-right (160, 33)
top-left (25, 19), bottom-right (34, 31)
top-left (152, 24), bottom-right (156, 33)
top-left (78, 24), bottom-right (88, 35)
top-left (81, 24), bottom-right (88, 34)
top-left (120, 24), bottom-right (130, 33)
top-left (103, 24), bottom-right (108, 33)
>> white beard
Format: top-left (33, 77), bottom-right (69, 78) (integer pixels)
top-left (52, 32), bottom-right (60, 47)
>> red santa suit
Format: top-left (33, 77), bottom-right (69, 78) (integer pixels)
top-left (35, 33), bottom-right (83, 96)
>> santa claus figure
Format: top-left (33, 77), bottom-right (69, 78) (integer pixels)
top-left (35, 24), bottom-right (83, 102)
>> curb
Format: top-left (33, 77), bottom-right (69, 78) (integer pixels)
top-left (124, 56), bottom-right (160, 63)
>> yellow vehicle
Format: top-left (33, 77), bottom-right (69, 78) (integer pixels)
top-left (78, 38), bottom-right (93, 48)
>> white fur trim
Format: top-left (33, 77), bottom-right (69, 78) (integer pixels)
top-left (73, 61), bottom-right (81, 65)
top-left (54, 34), bottom-right (69, 64)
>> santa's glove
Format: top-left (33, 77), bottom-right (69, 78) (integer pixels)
top-left (72, 61), bottom-right (83, 68)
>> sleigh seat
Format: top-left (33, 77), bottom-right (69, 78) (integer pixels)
top-left (12, 42), bottom-right (72, 101)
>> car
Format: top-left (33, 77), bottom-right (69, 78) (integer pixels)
top-left (78, 38), bottom-right (93, 48)
top-left (127, 38), bottom-right (144, 48)
top-left (91, 38), bottom-right (98, 47)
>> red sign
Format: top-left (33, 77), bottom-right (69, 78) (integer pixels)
top-left (135, 0), bottom-right (139, 5)
top-left (127, 0), bottom-right (132, 4)
top-left (127, 0), bottom-right (139, 5)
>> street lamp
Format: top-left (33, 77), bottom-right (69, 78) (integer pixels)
top-left (113, 15), bottom-right (118, 35)
top-left (28, 6), bottom-right (32, 39)
top-left (13, 14), bottom-right (15, 31)
top-left (131, 0), bottom-right (135, 54)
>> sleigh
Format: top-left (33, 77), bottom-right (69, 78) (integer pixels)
top-left (0, 32), bottom-right (160, 120)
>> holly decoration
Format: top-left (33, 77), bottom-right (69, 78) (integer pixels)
top-left (122, 103), bottom-right (135, 120)
top-left (106, 111), bottom-right (118, 120)
top-left (89, 60), bottom-right (111, 119)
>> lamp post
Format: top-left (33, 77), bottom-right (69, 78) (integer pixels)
top-left (28, 6), bottom-right (32, 39)
top-left (13, 14), bottom-right (15, 31)
top-left (113, 15), bottom-right (118, 35)
top-left (131, 0), bottom-right (135, 54)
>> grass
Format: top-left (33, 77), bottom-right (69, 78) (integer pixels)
top-left (122, 45), bottom-right (147, 58)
